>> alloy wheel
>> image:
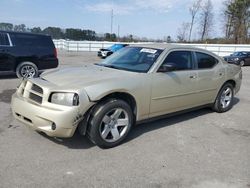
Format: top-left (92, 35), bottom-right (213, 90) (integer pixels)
top-left (240, 60), bottom-right (245, 66)
top-left (20, 65), bottom-right (36, 78)
top-left (99, 108), bottom-right (129, 143)
top-left (220, 87), bottom-right (233, 109)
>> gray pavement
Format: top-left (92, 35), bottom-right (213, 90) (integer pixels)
top-left (0, 51), bottom-right (249, 188)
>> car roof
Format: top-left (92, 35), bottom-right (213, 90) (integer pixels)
top-left (129, 43), bottom-right (208, 51)
top-left (129, 43), bottom-right (222, 59)
top-left (0, 30), bottom-right (50, 37)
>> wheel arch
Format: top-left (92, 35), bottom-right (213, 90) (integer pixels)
top-left (224, 79), bottom-right (236, 88)
top-left (15, 58), bottom-right (38, 70)
top-left (78, 91), bottom-right (137, 136)
top-left (96, 92), bottom-right (137, 118)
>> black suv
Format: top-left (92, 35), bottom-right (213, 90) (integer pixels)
top-left (223, 51), bottom-right (250, 66)
top-left (0, 31), bottom-right (58, 78)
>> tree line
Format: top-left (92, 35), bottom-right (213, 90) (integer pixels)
top-left (0, 23), bottom-right (137, 42)
top-left (177, 0), bottom-right (249, 44)
top-left (0, 22), bottom-right (165, 42)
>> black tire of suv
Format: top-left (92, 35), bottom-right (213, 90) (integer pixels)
top-left (16, 62), bottom-right (39, 78)
top-left (212, 83), bottom-right (234, 113)
top-left (88, 99), bottom-right (133, 149)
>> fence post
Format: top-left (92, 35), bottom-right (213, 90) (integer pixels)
top-left (218, 46), bottom-right (221, 56)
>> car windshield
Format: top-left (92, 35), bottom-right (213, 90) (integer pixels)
top-left (232, 52), bottom-right (246, 56)
top-left (96, 47), bottom-right (163, 73)
top-left (107, 44), bottom-right (122, 51)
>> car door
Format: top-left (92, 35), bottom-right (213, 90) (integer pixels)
top-left (194, 51), bottom-right (225, 104)
top-left (0, 32), bottom-right (13, 71)
top-left (150, 50), bottom-right (198, 117)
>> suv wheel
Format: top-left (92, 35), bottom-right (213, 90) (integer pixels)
top-left (88, 99), bottom-right (133, 148)
top-left (213, 83), bottom-right (234, 113)
top-left (16, 62), bottom-right (38, 78)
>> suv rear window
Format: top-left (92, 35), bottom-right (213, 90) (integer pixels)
top-left (196, 52), bottom-right (218, 69)
top-left (13, 34), bottom-right (53, 47)
top-left (0, 33), bottom-right (10, 46)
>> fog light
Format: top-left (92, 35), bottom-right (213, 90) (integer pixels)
top-left (51, 123), bottom-right (56, 130)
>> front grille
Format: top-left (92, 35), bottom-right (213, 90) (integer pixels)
top-left (29, 92), bottom-right (43, 103)
top-left (31, 84), bottom-right (43, 94)
top-left (18, 80), bottom-right (44, 104)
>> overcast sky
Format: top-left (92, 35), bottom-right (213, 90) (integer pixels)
top-left (0, 0), bottom-right (225, 39)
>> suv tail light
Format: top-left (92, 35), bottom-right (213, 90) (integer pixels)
top-left (54, 48), bottom-right (57, 58)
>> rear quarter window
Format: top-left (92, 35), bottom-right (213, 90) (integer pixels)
top-left (0, 33), bottom-right (10, 46)
top-left (13, 34), bottom-right (53, 48)
top-left (195, 52), bottom-right (218, 69)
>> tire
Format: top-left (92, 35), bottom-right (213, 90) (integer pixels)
top-left (239, 60), bottom-right (245, 66)
top-left (213, 83), bottom-right (234, 113)
top-left (88, 99), bottom-right (133, 148)
top-left (16, 62), bottom-right (38, 78)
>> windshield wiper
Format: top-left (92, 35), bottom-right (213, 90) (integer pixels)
top-left (95, 63), bottom-right (120, 70)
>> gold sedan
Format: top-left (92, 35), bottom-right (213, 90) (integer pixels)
top-left (11, 45), bottom-right (242, 148)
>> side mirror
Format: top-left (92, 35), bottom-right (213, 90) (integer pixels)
top-left (158, 63), bottom-right (177, 72)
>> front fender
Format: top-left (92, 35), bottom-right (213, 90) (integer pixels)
top-left (83, 76), bottom-right (152, 121)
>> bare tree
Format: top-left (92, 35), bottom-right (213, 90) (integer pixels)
top-left (188, 0), bottom-right (202, 41)
top-left (199, 0), bottom-right (213, 41)
top-left (177, 22), bottom-right (191, 42)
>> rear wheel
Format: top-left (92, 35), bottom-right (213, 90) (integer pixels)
top-left (213, 83), bottom-right (234, 113)
top-left (16, 62), bottom-right (38, 78)
top-left (88, 99), bottom-right (133, 148)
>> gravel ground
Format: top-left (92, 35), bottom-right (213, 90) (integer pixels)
top-left (0, 51), bottom-right (249, 188)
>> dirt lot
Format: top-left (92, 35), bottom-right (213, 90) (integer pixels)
top-left (0, 51), bottom-right (249, 188)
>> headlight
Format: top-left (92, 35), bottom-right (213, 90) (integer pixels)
top-left (50, 92), bottom-right (79, 106)
top-left (102, 51), bottom-right (108, 55)
top-left (233, 58), bottom-right (239, 61)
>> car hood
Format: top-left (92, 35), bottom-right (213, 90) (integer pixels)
top-left (40, 64), bottom-right (134, 87)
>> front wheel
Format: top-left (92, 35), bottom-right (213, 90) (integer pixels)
top-left (213, 83), bottom-right (234, 113)
top-left (239, 60), bottom-right (245, 66)
top-left (88, 99), bottom-right (133, 148)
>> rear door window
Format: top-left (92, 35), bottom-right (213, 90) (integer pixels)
top-left (0, 33), bottom-right (10, 46)
top-left (195, 52), bottom-right (218, 69)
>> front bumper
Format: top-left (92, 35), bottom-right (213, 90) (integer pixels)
top-left (11, 93), bottom-right (82, 137)
top-left (97, 51), bottom-right (107, 58)
top-left (227, 61), bottom-right (241, 66)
